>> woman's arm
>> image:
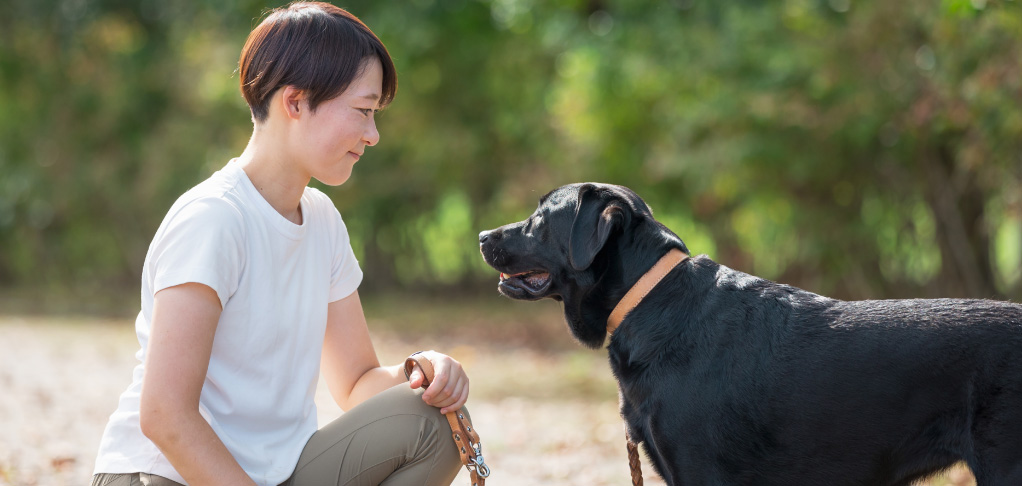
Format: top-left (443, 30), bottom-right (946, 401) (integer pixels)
top-left (139, 283), bottom-right (256, 486)
top-left (321, 291), bottom-right (470, 413)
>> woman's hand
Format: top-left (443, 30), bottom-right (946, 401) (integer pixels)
top-left (407, 350), bottom-right (470, 414)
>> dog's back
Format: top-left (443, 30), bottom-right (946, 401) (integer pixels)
top-left (614, 256), bottom-right (1022, 486)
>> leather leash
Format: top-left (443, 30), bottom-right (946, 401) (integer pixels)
top-left (607, 248), bottom-right (690, 486)
top-left (404, 354), bottom-right (490, 486)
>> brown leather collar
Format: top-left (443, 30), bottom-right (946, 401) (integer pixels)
top-left (606, 248), bottom-right (689, 339)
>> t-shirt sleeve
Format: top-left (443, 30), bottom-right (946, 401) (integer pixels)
top-left (329, 209), bottom-right (363, 302)
top-left (150, 198), bottom-right (245, 308)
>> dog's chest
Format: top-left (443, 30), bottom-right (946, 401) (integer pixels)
top-left (610, 358), bottom-right (669, 439)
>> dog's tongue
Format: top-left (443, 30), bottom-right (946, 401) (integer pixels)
top-left (523, 272), bottom-right (550, 287)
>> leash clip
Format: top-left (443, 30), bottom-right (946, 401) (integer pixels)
top-left (468, 444), bottom-right (491, 478)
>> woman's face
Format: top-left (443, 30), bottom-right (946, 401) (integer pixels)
top-left (294, 57), bottom-right (383, 186)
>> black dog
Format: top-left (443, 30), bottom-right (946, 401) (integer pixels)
top-left (479, 182), bottom-right (1022, 486)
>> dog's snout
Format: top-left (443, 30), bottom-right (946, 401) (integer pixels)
top-left (479, 230), bottom-right (501, 244)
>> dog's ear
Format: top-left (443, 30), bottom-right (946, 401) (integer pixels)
top-left (569, 185), bottom-right (626, 271)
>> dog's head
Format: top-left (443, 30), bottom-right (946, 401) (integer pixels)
top-left (479, 183), bottom-right (688, 348)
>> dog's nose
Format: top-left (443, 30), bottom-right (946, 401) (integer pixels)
top-left (480, 229), bottom-right (503, 244)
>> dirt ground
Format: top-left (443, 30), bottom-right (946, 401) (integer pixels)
top-left (0, 311), bottom-right (976, 486)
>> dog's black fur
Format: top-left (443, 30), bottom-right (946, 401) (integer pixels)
top-left (479, 183), bottom-right (1022, 486)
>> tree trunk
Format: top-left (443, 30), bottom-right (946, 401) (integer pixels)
top-left (922, 144), bottom-right (998, 299)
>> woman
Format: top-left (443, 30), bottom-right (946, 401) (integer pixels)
top-left (92, 3), bottom-right (470, 485)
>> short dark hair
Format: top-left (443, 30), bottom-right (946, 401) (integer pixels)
top-left (239, 2), bottom-right (397, 122)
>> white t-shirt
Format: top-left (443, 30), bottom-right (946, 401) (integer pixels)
top-left (94, 159), bottom-right (363, 485)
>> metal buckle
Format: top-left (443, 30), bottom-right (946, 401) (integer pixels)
top-left (466, 443), bottom-right (490, 478)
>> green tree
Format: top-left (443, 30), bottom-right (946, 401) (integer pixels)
top-left (1, 0), bottom-right (1020, 303)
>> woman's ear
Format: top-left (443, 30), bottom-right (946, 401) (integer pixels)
top-left (280, 86), bottom-right (305, 120)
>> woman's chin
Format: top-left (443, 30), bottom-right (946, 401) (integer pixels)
top-left (315, 168), bottom-right (354, 187)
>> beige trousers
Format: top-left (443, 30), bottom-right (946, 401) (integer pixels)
top-left (92, 384), bottom-right (464, 486)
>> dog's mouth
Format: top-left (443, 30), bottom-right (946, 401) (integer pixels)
top-left (498, 270), bottom-right (552, 299)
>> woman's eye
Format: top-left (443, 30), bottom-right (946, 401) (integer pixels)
top-left (358, 108), bottom-right (373, 116)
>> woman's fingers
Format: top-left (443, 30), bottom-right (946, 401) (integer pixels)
top-left (420, 353), bottom-right (469, 412)
top-left (423, 368), bottom-right (453, 402)
top-left (407, 366), bottom-right (425, 389)
top-left (439, 376), bottom-right (469, 414)
top-left (431, 376), bottom-right (468, 413)
top-left (428, 374), bottom-right (462, 405)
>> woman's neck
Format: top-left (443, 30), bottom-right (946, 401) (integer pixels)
top-left (236, 127), bottom-right (310, 225)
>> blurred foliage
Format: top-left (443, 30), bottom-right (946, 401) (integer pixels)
top-left (1, 0), bottom-right (1021, 303)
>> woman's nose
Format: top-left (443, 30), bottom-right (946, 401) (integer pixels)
top-left (364, 116), bottom-right (380, 146)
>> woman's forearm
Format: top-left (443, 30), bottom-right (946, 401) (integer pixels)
top-left (343, 352), bottom-right (469, 414)
top-left (141, 406), bottom-right (256, 486)
top-left (341, 364), bottom-right (405, 409)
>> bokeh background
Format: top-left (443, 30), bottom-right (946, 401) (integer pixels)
top-left (1, 0), bottom-right (1019, 485)
top-left (3, 0), bottom-right (1022, 304)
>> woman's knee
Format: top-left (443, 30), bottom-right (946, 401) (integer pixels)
top-left (290, 385), bottom-right (465, 485)
top-left (374, 385), bottom-right (465, 484)
top-left (384, 384), bottom-right (465, 452)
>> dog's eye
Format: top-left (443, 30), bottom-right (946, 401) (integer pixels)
top-left (523, 214), bottom-right (541, 235)
top-left (524, 215), bottom-right (543, 237)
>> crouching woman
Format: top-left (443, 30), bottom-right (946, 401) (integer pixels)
top-left (91, 3), bottom-right (469, 485)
